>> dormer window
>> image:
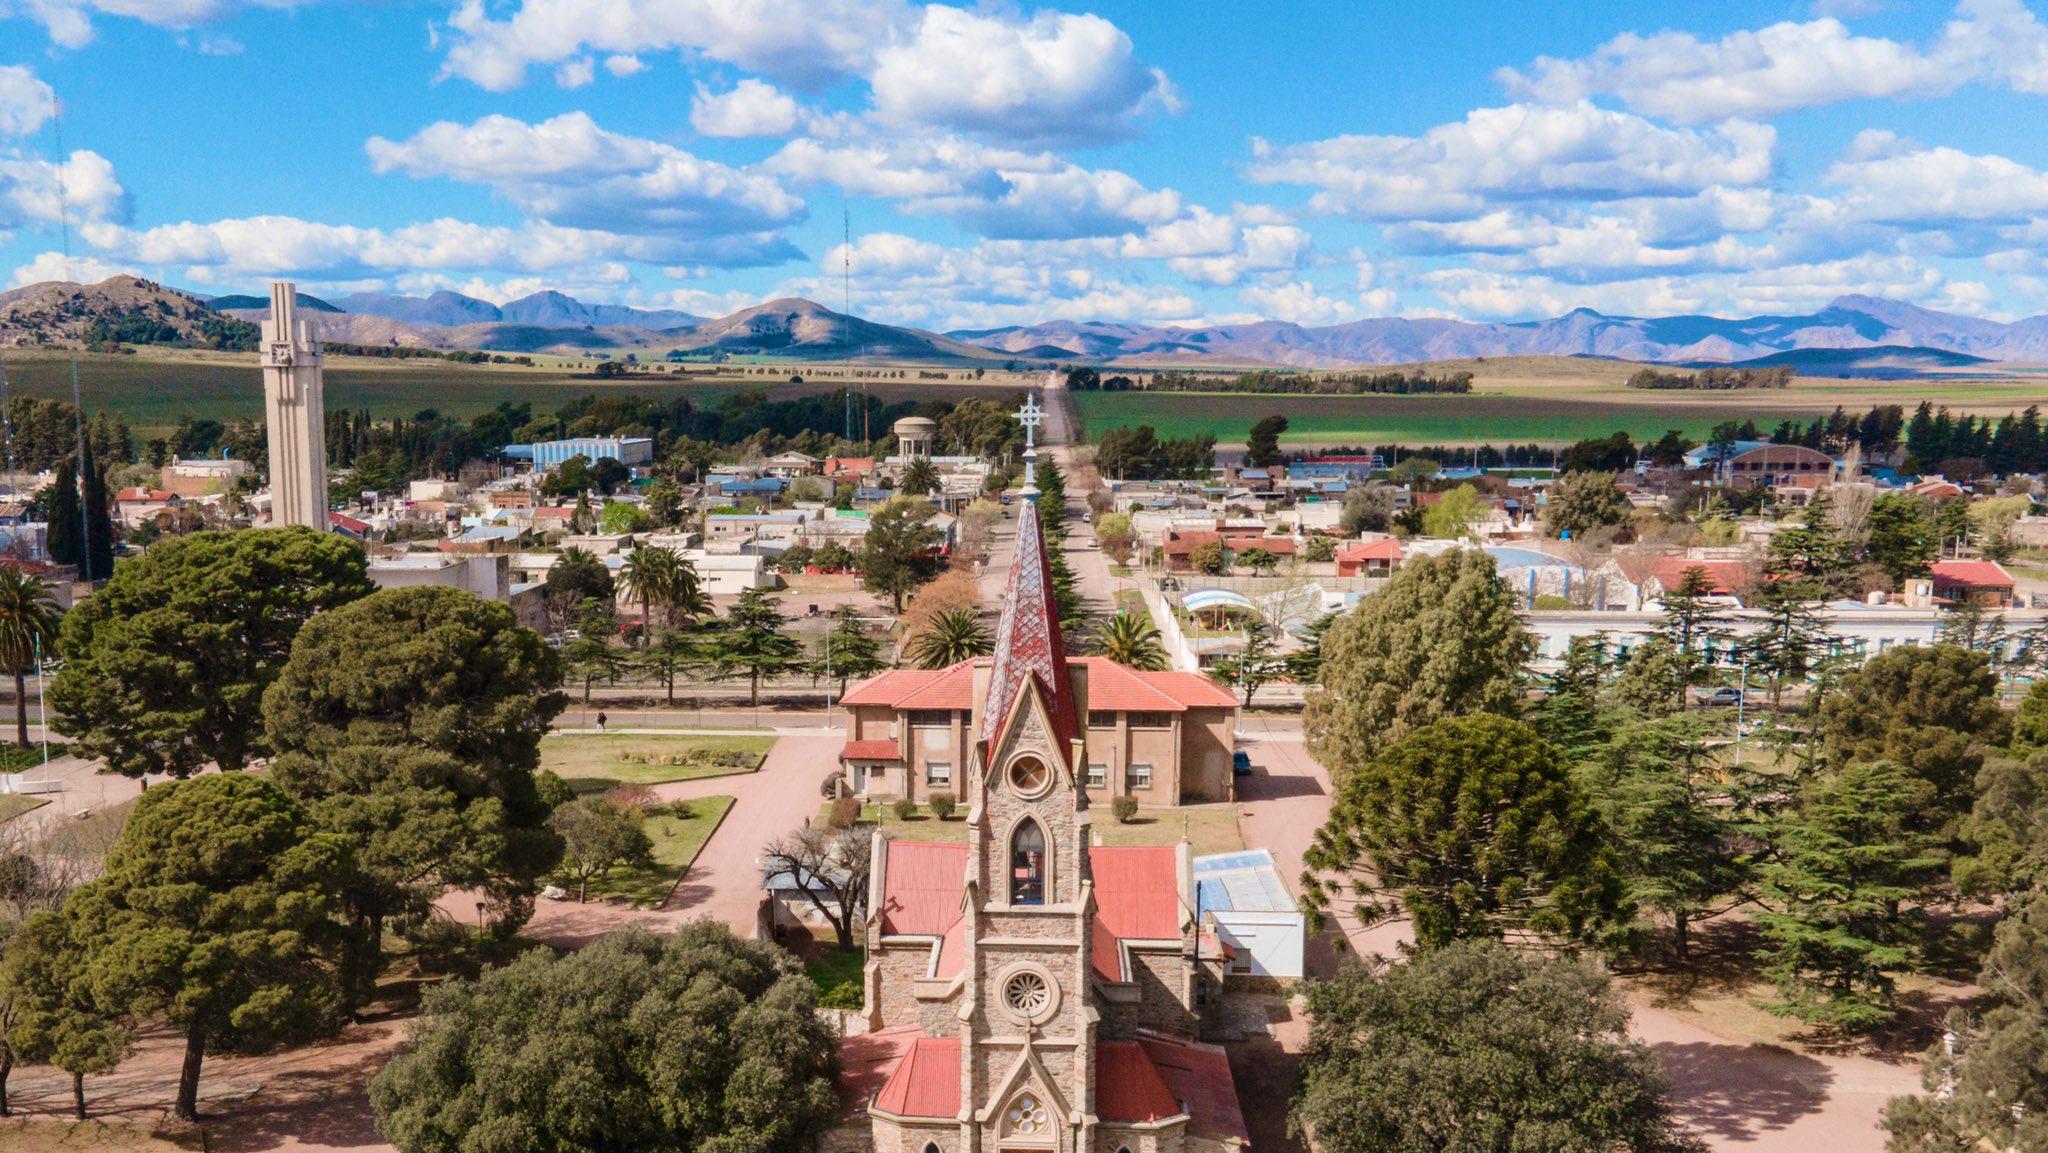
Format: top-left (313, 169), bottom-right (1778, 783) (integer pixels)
top-left (1010, 819), bottom-right (1047, 905)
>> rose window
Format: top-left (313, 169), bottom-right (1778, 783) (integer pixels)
top-left (1004, 1093), bottom-right (1048, 1135)
top-left (1004, 971), bottom-right (1052, 1018)
top-left (1008, 757), bottom-right (1049, 795)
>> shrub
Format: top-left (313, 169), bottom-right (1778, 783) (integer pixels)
top-left (890, 797), bottom-right (917, 821)
top-left (827, 794), bottom-right (862, 829)
top-left (817, 980), bottom-right (864, 1009)
top-left (1111, 795), bottom-right (1139, 823)
top-left (607, 784), bottom-right (659, 814)
top-left (535, 769), bottom-right (575, 809)
top-left (820, 771), bottom-right (846, 798)
top-left (928, 790), bottom-right (958, 820)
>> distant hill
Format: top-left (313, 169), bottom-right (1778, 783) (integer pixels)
top-left (330, 288), bottom-right (702, 331)
top-left (205, 291), bottom-right (341, 313)
top-left (660, 297), bottom-right (1006, 363)
top-left (0, 275), bottom-right (257, 350)
top-left (1684, 344), bottom-right (1995, 380)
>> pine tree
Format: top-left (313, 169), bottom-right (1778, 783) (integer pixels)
top-left (43, 457), bottom-right (81, 569)
top-left (1534, 635), bottom-right (1612, 759)
top-left (80, 441), bottom-right (114, 581)
top-left (1656, 567), bottom-right (1730, 698)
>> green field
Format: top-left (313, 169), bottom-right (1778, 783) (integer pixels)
top-left (540, 733), bottom-right (775, 794)
top-left (0, 348), bottom-right (1026, 434)
top-left (1073, 374), bottom-right (2048, 447)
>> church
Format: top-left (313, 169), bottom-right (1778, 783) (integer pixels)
top-left (830, 397), bottom-right (1250, 1153)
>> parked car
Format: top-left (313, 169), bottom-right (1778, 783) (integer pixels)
top-left (1232, 750), bottom-right (1253, 777)
top-left (1698, 686), bottom-right (1745, 707)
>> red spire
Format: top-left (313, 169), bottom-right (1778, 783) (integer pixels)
top-left (978, 493), bottom-right (1078, 761)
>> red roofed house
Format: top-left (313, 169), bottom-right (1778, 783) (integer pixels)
top-left (828, 430), bottom-right (1248, 1153)
top-left (1645, 557), bottom-right (1755, 600)
top-left (1932, 560), bottom-right (2017, 607)
top-left (1333, 537), bottom-right (1402, 577)
top-left (113, 487), bottom-right (179, 529)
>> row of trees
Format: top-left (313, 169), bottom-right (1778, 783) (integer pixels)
top-left (1068, 366), bottom-right (1474, 395)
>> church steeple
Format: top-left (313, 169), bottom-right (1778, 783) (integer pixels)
top-left (977, 393), bottom-right (1078, 762)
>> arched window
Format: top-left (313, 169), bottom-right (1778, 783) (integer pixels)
top-left (1010, 819), bottom-right (1047, 905)
top-left (923, 1144), bottom-right (941, 1153)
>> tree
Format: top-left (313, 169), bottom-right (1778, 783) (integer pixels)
top-left (860, 497), bottom-right (945, 612)
top-left (1534, 635), bottom-right (1612, 758)
top-left (1421, 484), bottom-right (1482, 539)
top-left (813, 606), bottom-right (887, 691)
top-left (1755, 760), bottom-right (1945, 1031)
top-left (370, 924), bottom-right (839, 1153)
top-left (1305, 549), bottom-right (1534, 787)
top-left (1292, 939), bottom-right (1701, 1153)
top-left (564, 597), bottom-right (628, 705)
top-left (50, 528), bottom-right (373, 778)
top-left (1955, 750), bottom-right (2048, 896)
top-left (0, 566), bottom-right (58, 748)
top-left (1883, 890), bottom-right (2048, 1152)
top-left (1819, 644), bottom-right (2004, 834)
top-left (545, 545), bottom-right (614, 614)
top-left (1592, 713), bottom-right (1751, 962)
top-left (1866, 494), bottom-right (1937, 588)
top-left (1654, 566), bottom-right (1730, 694)
top-left (66, 774), bottom-right (351, 1120)
top-left (1338, 485), bottom-right (1394, 535)
top-left (1237, 546), bottom-right (1280, 574)
top-left (760, 824), bottom-right (872, 951)
top-left (636, 625), bottom-right (702, 705)
top-left (1245, 414), bottom-right (1288, 467)
top-left (1745, 569), bottom-right (1830, 708)
top-left (597, 501), bottom-right (650, 535)
top-left (43, 458), bottom-right (80, 572)
top-left (263, 586), bottom-right (567, 934)
top-left (1302, 714), bottom-right (1623, 946)
top-left (1606, 637), bottom-right (1690, 719)
top-left (1208, 619), bottom-right (1285, 707)
top-left (1770, 490), bottom-right (1853, 597)
top-left (1546, 471), bottom-right (1630, 538)
top-left (1187, 540), bottom-right (1227, 575)
top-left (908, 608), bottom-right (991, 668)
top-left (619, 545), bottom-right (682, 643)
top-left (1091, 611), bottom-right (1169, 671)
top-left (1304, 535), bottom-right (1336, 563)
top-left (644, 479), bottom-right (685, 527)
top-left (1094, 511), bottom-right (1135, 565)
top-left (899, 456), bottom-right (940, 497)
top-left (78, 442), bottom-right (114, 582)
top-left (1284, 611), bottom-right (1338, 686)
top-left (549, 795), bottom-right (653, 902)
top-left (2, 910), bottom-right (130, 1118)
top-left (705, 588), bottom-right (802, 706)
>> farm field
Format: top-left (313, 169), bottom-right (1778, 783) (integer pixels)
top-left (0, 348), bottom-right (1035, 433)
top-left (1072, 366), bottom-right (2048, 447)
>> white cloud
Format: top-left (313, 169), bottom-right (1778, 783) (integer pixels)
top-left (603, 54), bottom-right (645, 77)
top-left (869, 5), bottom-right (1178, 146)
top-left (0, 149), bottom-right (129, 229)
top-left (1424, 253), bottom-right (1948, 320)
top-left (0, 67), bottom-right (57, 136)
top-left (9, 250), bottom-right (129, 288)
top-left (1822, 136), bottom-right (2048, 224)
top-left (1, 0), bottom-right (312, 49)
top-left (554, 56), bottom-right (596, 88)
top-left (1498, 1), bottom-right (2048, 122)
top-left (437, 0), bottom-right (913, 91)
top-left (692, 79), bottom-right (803, 138)
top-left (1236, 280), bottom-right (1358, 326)
top-left (1249, 102), bottom-right (1774, 220)
top-left (366, 112), bottom-right (804, 237)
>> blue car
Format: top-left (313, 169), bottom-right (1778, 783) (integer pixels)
top-left (1232, 750), bottom-right (1253, 777)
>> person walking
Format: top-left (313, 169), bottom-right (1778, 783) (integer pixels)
top-left (595, 710), bottom-right (608, 733)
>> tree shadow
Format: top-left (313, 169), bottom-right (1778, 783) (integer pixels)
top-left (203, 1040), bottom-right (394, 1153)
top-left (1651, 1041), bottom-right (1833, 1143)
top-left (1225, 1032), bottom-right (1304, 1153)
top-left (1238, 774), bottom-right (1325, 800)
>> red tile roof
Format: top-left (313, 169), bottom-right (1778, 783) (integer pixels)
top-left (873, 1035), bottom-right (962, 1119)
top-left (1932, 560), bottom-right (2015, 589)
top-left (1097, 1042), bottom-right (1182, 1123)
top-left (878, 840), bottom-right (969, 940)
top-left (1648, 557), bottom-right (1751, 597)
top-left (840, 739), bottom-right (902, 761)
top-left (1160, 531), bottom-right (1222, 555)
top-left (1336, 537), bottom-right (1403, 562)
top-left (844, 658), bottom-right (1233, 713)
top-left (115, 487), bottom-right (175, 502)
top-left (1089, 845), bottom-right (1183, 981)
top-left (1139, 1035), bottom-right (1250, 1144)
top-left (836, 1025), bottom-right (924, 1121)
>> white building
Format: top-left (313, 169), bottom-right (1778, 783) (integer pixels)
top-left (1193, 848), bottom-right (1306, 979)
top-left (367, 553), bottom-right (510, 600)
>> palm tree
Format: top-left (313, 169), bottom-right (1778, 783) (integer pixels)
top-left (619, 546), bottom-right (680, 644)
top-left (900, 457), bottom-right (941, 497)
top-left (665, 557), bottom-right (711, 628)
top-left (1091, 610), bottom-right (1170, 671)
top-left (0, 565), bottom-right (59, 748)
top-left (908, 609), bottom-right (992, 669)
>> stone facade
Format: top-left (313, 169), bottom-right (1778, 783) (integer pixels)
top-left (259, 281), bottom-right (328, 531)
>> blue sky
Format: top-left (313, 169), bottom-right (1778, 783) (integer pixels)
top-left (5, 0), bottom-right (2048, 329)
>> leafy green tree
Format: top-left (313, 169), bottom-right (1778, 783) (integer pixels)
top-left (1606, 638), bottom-right (1690, 720)
top-left (1421, 484), bottom-right (1483, 539)
top-left (597, 501), bottom-right (650, 535)
top-left (1283, 611), bottom-right (1338, 685)
top-left (1292, 939), bottom-right (1701, 1153)
top-left (1090, 611), bottom-right (1170, 671)
top-left (812, 606), bottom-right (887, 692)
top-left (1591, 713), bottom-right (1751, 962)
top-left (2, 910), bottom-right (130, 1118)
top-left (1245, 414), bottom-right (1288, 468)
top-left (1304, 535), bottom-right (1336, 563)
top-left (50, 528), bottom-right (372, 777)
top-left (1755, 760), bottom-right (1945, 1031)
top-left (545, 545), bottom-right (614, 607)
top-left (1302, 714), bottom-right (1623, 946)
top-left (859, 497), bottom-right (945, 612)
top-left (908, 608), bottom-right (990, 669)
top-left (549, 796), bottom-right (653, 902)
top-left (564, 597), bottom-right (628, 705)
top-left (43, 458), bottom-right (80, 573)
top-left (1770, 490), bottom-right (1854, 597)
top-left (1865, 494), bottom-right (1937, 588)
top-left (636, 625), bottom-right (703, 705)
top-left (1820, 644), bottom-right (2004, 833)
top-left (1745, 571), bottom-right (1830, 708)
top-left (1338, 485), bottom-right (1394, 535)
top-left (644, 480), bottom-right (685, 527)
top-left (0, 565), bottom-right (59, 748)
top-left (1094, 511), bottom-right (1136, 565)
top-left (1955, 751), bottom-right (2048, 896)
top-left (1187, 540), bottom-right (1227, 575)
top-left (1534, 635), bottom-right (1613, 758)
top-left (78, 442), bottom-right (114, 583)
top-left (706, 588), bottom-right (803, 706)
top-left (1237, 546), bottom-right (1280, 574)
top-left (371, 925), bottom-right (838, 1153)
top-left (1207, 619), bottom-right (1285, 708)
top-left (1883, 890), bottom-right (2048, 1152)
top-left (66, 774), bottom-right (351, 1120)
top-left (1305, 549), bottom-right (1533, 788)
top-left (1545, 471), bottom-right (1629, 538)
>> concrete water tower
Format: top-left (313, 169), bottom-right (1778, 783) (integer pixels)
top-left (893, 415), bottom-right (936, 458)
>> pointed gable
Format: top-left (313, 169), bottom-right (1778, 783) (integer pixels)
top-left (978, 498), bottom-right (1078, 760)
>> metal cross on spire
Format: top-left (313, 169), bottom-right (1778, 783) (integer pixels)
top-left (1017, 392), bottom-right (1045, 493)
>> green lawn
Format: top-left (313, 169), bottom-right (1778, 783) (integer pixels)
top-left (808, 946), bottom-right (867, 1009)
top-left (541, 733), bottom-right (774, 793)
top-left (0, 743), bottom-right (70, 774)
top-left (0, 794), bottom-right (48, 823)
top-left (575, 795), bottom-right (736, 908)
top-left (823, 802), bottom-right (973, 841)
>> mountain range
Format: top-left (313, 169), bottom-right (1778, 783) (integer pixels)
top-left (8, 276), bottom-right (2048, 371)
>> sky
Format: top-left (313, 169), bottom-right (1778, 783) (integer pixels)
top-left (5, 0), bottom-right (2048, 331)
